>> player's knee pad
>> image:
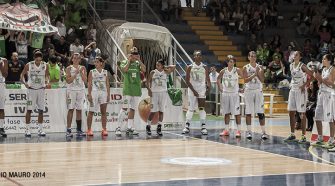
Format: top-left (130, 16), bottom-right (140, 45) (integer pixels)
top-left (199, 109), bottom-right (206, 120)
top-left (257, 113), bottom-right (265, 120)
top-left (186, 110), bottom-right (194, 121)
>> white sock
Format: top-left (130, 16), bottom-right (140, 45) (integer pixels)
top-left (117, 109), bottom-right (127, 127)
top-left (147, 120), bottom-right (152, 126)
top-left (38, 123), bottom-right (43, 131)
top-left (26, 124), bottom-right (30, 131)
top-left (236, 124), bottom-right (241, 131)
top-left (186, 110), bottom-right (193, 123)
top-left (247, 125), bottom-right (251, 132)
top-left (128, 119), bottom-right (134, 129)
top-left (199, 110), bottom-right (206, 124)
top-left (318, 135), bottom-right (323, 141)
top-left (0, 119), bottom-right (4, 128)
top-left (261, 125), bottom-right (265, 133)
top-left (224, 124), bottom-right (229, 131)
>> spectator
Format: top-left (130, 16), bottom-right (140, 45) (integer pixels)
top-left (0, 29), bottom-right (10, 57)
top-left (318, 27), bottom-right (331, 43)
top-left (302, 39), bottom-right (315, 61)
top-left (55, 16), bottom-right (66, 39)
top-left (16, 32), bottom-right (31, 64)
top-left (85, 41), bottom-right (101, 74)
top-left (7, 31), bottom-right (16, 59)
top-left (256, 42), bottom-right (270, 66)
top-left (193, 0), bottom-right (202, 16)
top-left (265, 55), bottom-right (287, 88)
top-left (185, 0), bottom-right (191, 7)
top-left (209, 66), bottom-right (219, 115)
top-left (169, 0), bottom-right (181, 22)
top-left (69, 38), bottom-right (84, 56)
top-left (317, 41), bottom-right (329, 60)
top-left (101, 54), bottom-right (120, 87)
top-left (55, 36), bottom-right (69, 66)
top-left (5, 52), bottom-right (24, 84)
top-left (283, 45), bottom-right (294, 63)
top-left (306, 80), bottom-right (318, 131)
top-left (246, 33), bottom-right (258, 52)
top-left (85, 23), bottom-right (97, 41)
top-left (307, 56), bottom-right (322, 72)
top-left (42, 37), bottom-right (54, 59)
top-left (238, 14), bottom-right (250, 34)
top-left (48, 55), bottom-right (61, 87)
top-left (329, 37), bottom-right (335, 56)
top-left (160, 0), bottom-right (169, 21)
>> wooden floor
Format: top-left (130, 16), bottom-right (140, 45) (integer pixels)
top-left (0, 118), bottom-right (333, 186)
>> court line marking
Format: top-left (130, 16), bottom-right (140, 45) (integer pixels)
top-left (164, 131), bottom-right (335, 167)
top-left (308, 146), bottom-right (335, 165)
top-left (75, 170), bottom-right (335, 186)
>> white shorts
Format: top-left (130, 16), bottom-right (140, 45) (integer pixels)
top-left (221, 92), bottom-right (240, 115)
top-left (27, 88), bottom-right (45, 111)
top-left (332, 95), bottom-right (335, 121)
top-left (287, 89), bottom-right (307, 112)
top-left (89, 91), bottom-right (107, 113)
top-left (0, 83), bottom-right (5, 109)
top-left (123, 95), bottom-right (139, 110)
top-left (151, 92), bottom-right (167, 112)
top-left (244, 89), bottom-right (264, 115)
top-left (315, 91), bottom-right (332, 122)
top-left (67, 90), bottom-right (85, 110)
top-left (188, 86), bottom-right (206, 99)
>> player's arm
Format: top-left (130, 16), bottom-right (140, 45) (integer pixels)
top-left (300, 64), bottom-right (313, 88)
top-left (87, 71), bottom-right (93, 102)
top-left (186, 66), bottom-right (197, 95)
top-left (140, 61), bottom-right (146, 73)
top-left (147, 70), bottom-right (155, 97)
top-left (205, 66), bottom-right (210, 90)
top-left (81, 66), bottom-right (88, 84)
top-left (121, 59), bottom-right (131, 73)
top-left (243, 66), bottom-right (255, 83)
top-left (236, 68), bottom-right (243, 78)
top-left (0, 58), bottom-right (8, 78)
top-left (20, 64), bottom-right (29, 88)
top-left (256, 65), bottom-right (264, 83)
top-left (106, 72), bottom-right (110, 102)
top-left (65, 66), bottom-right (75, 84)
top-left (164, 65), bottom-right (176, 74)
top-left (217, 70), bottom-right (224, 93)
top-left (45, 64), bottom-right (50, 86)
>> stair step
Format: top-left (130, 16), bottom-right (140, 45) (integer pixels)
top-left (263, 90), bottom-right (280, 94)
top-left (218, 56), bottom-right (246, 61)
top-left (209, 45), bottom-right (237, 50)
top-left (264, 102), bottom-right (288, 109)
top-left (182, 11), bottom-right (207, 17)
top-left (236, 62), bottom-right (248, 68)
top-left (191, 25), bottom-right (220, 30)
top-left (264, 96), bottom-right (285, 102)
top-left (213, 50), bottom-right (241, 56)
top-left (200, 35), bottom-right (228, 40)
top-left (265, 108), bottom-right (288, 114)
top-left (205, 40), bottom-right (232, 45)
top-left (188, 21), bottom-right (215, 26)
top-left (183, 16), bottom-right (211, 21)
top-left (196, 30), bottom-right (223, 36)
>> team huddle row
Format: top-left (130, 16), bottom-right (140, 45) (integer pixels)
top-left (0, 48), bottom-right (333, 143)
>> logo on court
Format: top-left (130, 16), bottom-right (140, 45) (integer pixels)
top-left (161, 157), bottom-right (232, 166)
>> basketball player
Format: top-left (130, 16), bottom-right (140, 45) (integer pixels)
top-left (243, 51), bottom-right (268, 140)
top-left (284, 51), bottom-right (313, 143)
top-left (65, 53), bottom-right (87, 137)
top-left (146, 59), bottom-right (175, 136)
top-left (20, 50), bottom-right (50, 137)
top-left (116, 47), bottom-right (146, 136)
top-left (0, 57), bottom-right (8, 137)
top-left (182, 50), bottom-right (210, 135)
top-left (313, 54), bottom-right (335, 148)
top-left (217, 56), bottom-right (243, 137)
top-left (86, 56), bottom-right (110, 136)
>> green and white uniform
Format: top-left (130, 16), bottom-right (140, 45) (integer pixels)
top-left (66, 65), bottom-right (85, 110)
top-left (288, 62), bottom-right (308, 113)
top-left (26, 61), bottom-right (47, 111)
top-left (151, 69), bottom-right (168, 112)
top-left (220, 67), bottom-right (240, 115)
top-left (89, 69), bottom-right (108, 113)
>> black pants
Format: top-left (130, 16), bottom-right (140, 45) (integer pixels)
top-left (306, 109), bottom-right (315, 130)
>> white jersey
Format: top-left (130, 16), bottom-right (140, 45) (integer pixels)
top-left (221, 67), bottom-right (239, 93)
top-left (244, 63), bottom-right (262, 90)
top-left (320, 66), bottom-right (333, 93)
top-left (27, 61), bottom-right (46, 89)
top-left (151, 69), bottom-right (168, 93)
top-left (0, 60), bottom-right (5, 83)
top-left (290, 62), bottom-right (306, 90)
top-left (91, 69), bottom-right (107, 91)
top-left (189, 62), bottom-right (206, 87)
top-left (67, 65), bottom-right (85, 91)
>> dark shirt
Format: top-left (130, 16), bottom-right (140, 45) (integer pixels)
top-left (55, 42), bottom-right (69, 56)
top-left (6, 60), bottom-right (25, 84)
top-left (104, 63), bottom-right (115, 76)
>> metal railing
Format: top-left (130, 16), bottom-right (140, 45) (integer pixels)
top-left (91, 0), bottom-right (193, 88)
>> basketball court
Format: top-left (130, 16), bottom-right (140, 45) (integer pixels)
top-left (0, 117), bottom-right (334, 186)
